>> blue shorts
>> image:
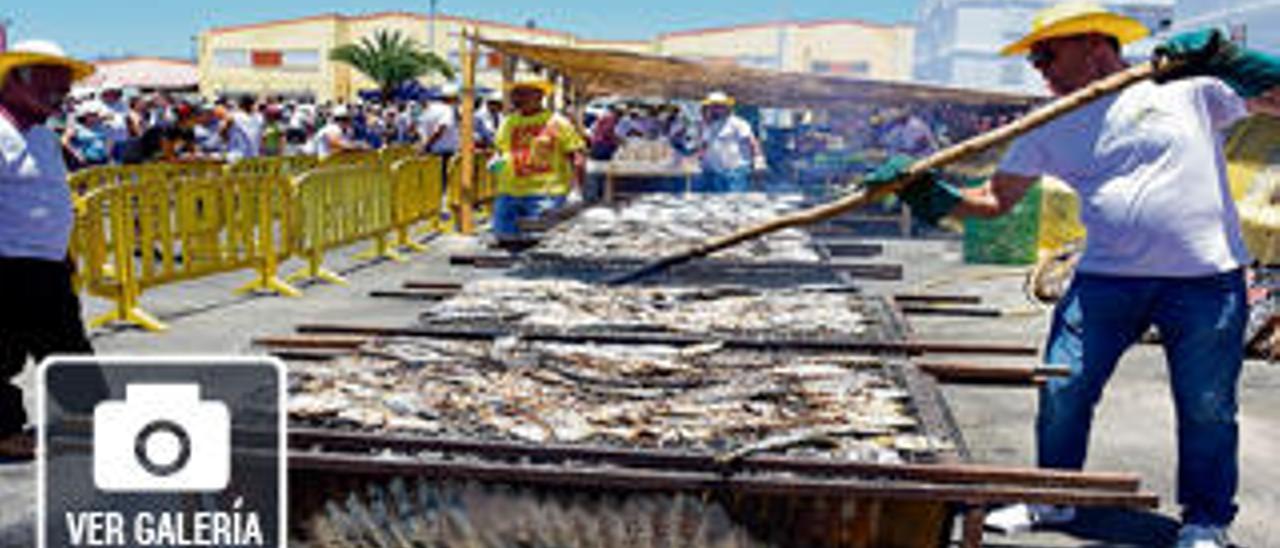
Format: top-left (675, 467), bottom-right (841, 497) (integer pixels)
top-left (492, 195), bottom-right (566, 237)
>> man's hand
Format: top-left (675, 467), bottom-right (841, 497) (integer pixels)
top-left (1156, 28), bottom-right (1280, 99)
top-left (863, 155), bottom-right (963, 226)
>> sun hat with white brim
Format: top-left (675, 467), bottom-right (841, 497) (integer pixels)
top-left (0, 39), bottom-right (95, 88)
top-left (1000, 1), bottom-right (1150, 56)
top-left (701, 91), bottom-right (735, 106)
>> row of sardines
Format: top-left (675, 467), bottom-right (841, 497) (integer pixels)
top-left (285, 193), bottom-right (952, 465)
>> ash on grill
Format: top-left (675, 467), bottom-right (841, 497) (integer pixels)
top-left (535, 193), bottom-right (821, 263)
top-left (303, 477), bottom-right (767, 548)
top-left (288, 337), bottom-right (950, 462)
top-left (417, 279), bottom-right (878, 339)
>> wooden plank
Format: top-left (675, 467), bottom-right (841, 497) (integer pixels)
top-left (892, 294), bottom-right (983, 305)
top-left (252, 335), bottom-right (368, 349)
top-left (368, 290), bottom-right (452, 301)
top-left (402, 280), bottom-right (464, 291)
top-left (818, 241), bottom-right (885, 258)
top-left (899, 305), bottom-right (1002, 318)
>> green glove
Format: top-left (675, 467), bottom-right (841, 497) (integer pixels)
top-left (863, 155), bottom-right (963, 226)
top-left (1155, 28), bottom-right (1280, 99)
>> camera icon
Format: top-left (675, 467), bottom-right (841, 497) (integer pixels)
top-left (93, 384), bottom-right (230, 492)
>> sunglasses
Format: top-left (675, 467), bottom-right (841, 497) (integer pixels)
top-left (1027, 35), bottom-right (1094, 69)
top-left (1027, 48), bottom-right (1056, 68)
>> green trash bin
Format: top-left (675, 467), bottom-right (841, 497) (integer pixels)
top-left (963, 181), bottom-right (1043, 265)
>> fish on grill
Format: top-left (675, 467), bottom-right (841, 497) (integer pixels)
top-left (535, 193), bottom-right (821, 263)
top-left (288, 338), bottom-right (952, 461)
top-left (418, 279), bottom-right (874, 337)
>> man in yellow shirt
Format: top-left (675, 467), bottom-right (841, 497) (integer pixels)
top-left (491, 79), bottom-right (585, 238)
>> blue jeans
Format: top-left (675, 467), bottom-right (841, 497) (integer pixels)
top-left (695, 167), bottom-right (750, 193)
top-left (492, 195), bottom-right (566, 237)
top-left (1040, 270), bottom-right (1246, 526)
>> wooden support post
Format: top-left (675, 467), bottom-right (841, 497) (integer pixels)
top-left (457, 29), bottom-right (478, 234)
top-left (961, 506), bottom-right (986, 548)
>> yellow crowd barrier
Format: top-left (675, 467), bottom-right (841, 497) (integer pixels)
top-left (69, 161), bottom-right (225, 195)
top-left (67, 148), bottom-right (455, 331)
top-left (71, 171), bottom-right (298, 331)
top-left (224, 155), bottom-right (318, 178)
top-left (287, 165), bottom-right (400, 286)
top-left (388, 156), bottom-right (446, 253)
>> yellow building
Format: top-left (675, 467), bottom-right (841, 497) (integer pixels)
top-left (656, 19), bottom-right (915, 81)
top-left (199, 11), bottom-right (574, 102)
top-left (199, 12), bottom-right (914, 102)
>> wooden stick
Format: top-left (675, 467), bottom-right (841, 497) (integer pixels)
top-left (251, 335), bottom-right (368, 349)
top-left (604, 61), bottom-right (1171, 285)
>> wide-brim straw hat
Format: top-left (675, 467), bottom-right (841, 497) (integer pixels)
top-left (505, 79), bottom-right (555, 95)
top-left (0, 40), bottom-right (95, 87)
top-left (1000, 1), bottom-right (1150, 56)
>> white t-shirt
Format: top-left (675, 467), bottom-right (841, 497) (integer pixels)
top-left (0, 115), bottom-right (74, 260)
top-left (418, 102), bottom-right (458, 154)
top-left (999, 78), bottom-right (1250, 277)
top-left (312, 122), bottom-right (345, 159)
top-left (700, 115), bottom-right (755, 173)
top-left (226, 111), bottom-right (264, 160)
top-left (101, 100), bottom-right (131, 144)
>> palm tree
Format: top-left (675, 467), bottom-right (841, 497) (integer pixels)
top-left (329, 30), bottom-right (455, 102)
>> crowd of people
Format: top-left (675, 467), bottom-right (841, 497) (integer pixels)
top-left (51, 84), bottom-right (510, 170)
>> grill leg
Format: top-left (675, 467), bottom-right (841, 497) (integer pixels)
top-left (961, 505), bottom-right (986, 548)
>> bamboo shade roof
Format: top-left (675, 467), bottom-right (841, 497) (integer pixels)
top-left (476, 37), bottom-right (1042, 108)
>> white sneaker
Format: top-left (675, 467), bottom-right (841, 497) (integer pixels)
top-left (1175, 525), bottom-right (1230, 548)
top-left (984, 503), bottom-right (1077, 534)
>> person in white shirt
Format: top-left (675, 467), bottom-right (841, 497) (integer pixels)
top-left (222, 95), bottom-right (263, 161)
top-left (695, 91), bottom-right (762, 193)
top-left (0, 40), bottom-right (99, 461)
top-left (312, 105), bottom-right (365, 159)
top-left (418, 84), bottom-right (460, 156)
top-left (864, 4), bottom-right (1280, 545)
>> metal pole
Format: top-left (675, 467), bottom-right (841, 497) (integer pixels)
top-left (429, 0), bottom-right (438, 53)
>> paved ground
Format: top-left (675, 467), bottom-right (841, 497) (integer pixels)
top-left (1, 232), bottom-right (1276, 546)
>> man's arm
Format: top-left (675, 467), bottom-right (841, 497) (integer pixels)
top-left (950, 172), bottom-right (1039, 219)
top-left (1247, 87), bottom-right (1280, 118)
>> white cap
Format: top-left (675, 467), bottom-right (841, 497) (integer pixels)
top-left (10, 40), bottom-right (70, 57)
top-left (330, 105), bottom-right (351, 118)
top-left (439, 83), bottom-right (460, 98)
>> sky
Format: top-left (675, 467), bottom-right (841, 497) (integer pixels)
top-left (2, 1), bottom-right (919, 60)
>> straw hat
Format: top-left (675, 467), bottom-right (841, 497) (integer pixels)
top-left (701, 91), bottom-right (735, 107)
top-left (505, 78), bottom-right (555, 95)
top-left (1000, 1), bottom-right (1150, 56)
top-left (0, 40), bottom-right (95, 88)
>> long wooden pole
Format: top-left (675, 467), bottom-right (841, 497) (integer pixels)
top-left (457, 28), bottom-right (478, 233)
top-left (605, 60), bottom-right (1173, 285)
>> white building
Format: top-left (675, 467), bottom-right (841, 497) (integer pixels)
top-left (914, 0), bottom-right (1175, 94)
top-left (1169, 0), bottom-right (1280, 52)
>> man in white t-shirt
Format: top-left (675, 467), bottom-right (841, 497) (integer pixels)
top-left (418, 84), bottom-right (459, 156)
top-left (863, 3), bottom-right (1280, 545)
top-left (312, 105), bottom-right (365, 159)
top-left (0, 40), bottom-right (99, 460)
top-left (695, 91), bottom-right (762, 193)
top-left (223, 95), bottom-right (263, 161)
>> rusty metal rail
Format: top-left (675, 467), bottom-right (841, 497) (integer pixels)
top-left (287, 448), bottom-right (1156, 509)
top-left (291, 322), bottom-right (1038, 356)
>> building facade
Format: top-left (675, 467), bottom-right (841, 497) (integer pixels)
top-left (656, 20), bottom-right (915, 81)
top-left (199, 12), bottom-right (574, 102)
top-left (199, 12), bottom-right (915, 102)
top-left (914, 0), bottom-right (1175, 94)
top-left (1169, 0), bottom-right (1280, 52)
